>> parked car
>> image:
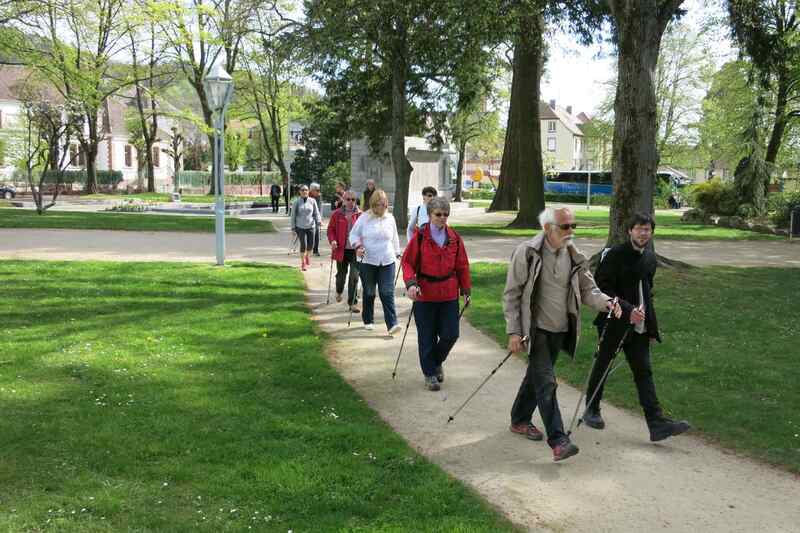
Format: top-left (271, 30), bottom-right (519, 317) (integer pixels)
top-left (0, 184), bottom-right (16, 200)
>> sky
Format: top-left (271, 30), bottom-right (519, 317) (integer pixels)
top-left (540, 0), bottom-right (736, 116)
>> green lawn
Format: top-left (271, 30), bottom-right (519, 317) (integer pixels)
top-left (85, 193), bottom-right (274, 204)
top-left (0, 208), bottom-right (275, 233)
top-left (466, 262), bottom-right (800, 473)
top-left (453, 210), bottom-right (781, 240)
top-left (0, 261), bottom-right (517, 532)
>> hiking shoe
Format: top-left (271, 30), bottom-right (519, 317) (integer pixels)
top-left (648, 416), bottom-right (691, 442)
top-left (435, 365), bottom-right (444, 383)
top-left (388, 324), bottom-right (403, 336)
top-left (583, 407), bottom-right (605, 430)
top-left (552, 438), bottom-right (580, 462)
top-left (349, 304), bottom-right (361, 313)
top-left (509, 422), bottom-right (544, 441)
top-left (364, 323), bottom-right (374, 331)
top-left (425, 375), bottom-right (440, 391)
top-left (335, 292), bottom-right (343, 303)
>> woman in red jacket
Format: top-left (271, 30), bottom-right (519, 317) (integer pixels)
top-left (401, 197), bottom-right (471, 391)
top-left (327, 189), bottom-right (361, 312)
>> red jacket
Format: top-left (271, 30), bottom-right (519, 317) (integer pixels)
top-left (402, 223), bottom-right (471, 302)
top-left (327, 207), bottom-right (361, 262)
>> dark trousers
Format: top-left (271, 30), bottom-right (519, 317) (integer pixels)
top-left (358, 262), bottom-right (397, 329)
top-left (587, 327), bottom-right (661, 421)
top-left (313, 225), bottom-right (320, 254)
top-left (413, 300), bottom-right (460, 377)
top-left (336, 249), bottom-right (359, 306)
top-left (271, 195), bottom-right (280, 212)
top-left (510, 329), bottom-right (568, 447)
top-left (294, 227), bottom-right (314, 253)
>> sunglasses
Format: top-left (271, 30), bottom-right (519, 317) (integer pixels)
top-left (345, 198), bottom-right (356, 202)
top-left (432, 212), bottom-right (449, 218)
top-left (557, 223), bottom-right (577, 230)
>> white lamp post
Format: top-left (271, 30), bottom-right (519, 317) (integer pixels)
top-left (203, 61), bottom-right (234, 266)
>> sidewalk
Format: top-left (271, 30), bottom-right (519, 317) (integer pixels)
top-left (303, 261), bottom-right (799, 532)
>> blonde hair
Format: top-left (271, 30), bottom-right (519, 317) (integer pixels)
top-left (369, 188), bottom-right (389, 215)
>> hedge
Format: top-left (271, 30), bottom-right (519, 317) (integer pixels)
top-left (40, 170), bottom-right (123, 186)
top-left (177, 170), bottom-right (280, 188)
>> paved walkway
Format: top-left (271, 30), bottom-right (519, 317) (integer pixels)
top-left (2, 210), bottom-right (799, 531)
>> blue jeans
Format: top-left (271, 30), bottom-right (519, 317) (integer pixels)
top-left (413, 300), bottom-right (460, 377)
top-left (358, 262), bottom-right (397, 329)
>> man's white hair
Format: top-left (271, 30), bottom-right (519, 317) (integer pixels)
top-left (538, 208), bottom-right (556, 228)
top-left (310, 182), bottom-right (320, 190)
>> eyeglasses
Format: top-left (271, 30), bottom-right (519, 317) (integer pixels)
top-left (345, 198), bottom-right (356, 202)
top-left (423, 193), bottom-right (435, 198)
top-left (432, 212), bottom-right (449, 218)
top-left (557, 223), bottom-right (577, 230)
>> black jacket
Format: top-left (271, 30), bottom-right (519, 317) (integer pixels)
top-left (593, 240), bottom-right (661, 341)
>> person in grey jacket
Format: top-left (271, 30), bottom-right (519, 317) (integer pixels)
top-left (290, 184), bottom-right (321, 271)
top-left (503, 207), bottom-right (620, 462)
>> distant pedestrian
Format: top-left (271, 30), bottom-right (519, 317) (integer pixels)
top-left (362, 179), bottom-right (376, 210)
top-left (332, 182), bottom-right (346, 212)
top-left (406, 186), bottom-right (437, 242)
top-left (290, 184), bottom-right (321, 271)
top-left (270, 182), bottom-right (282, 213)
top-left (349, 189), bottom-right (402, 335)
top-left (328, 189), bottom-right (362, 313)
top-left (309, 182), bottom-right (323, 256)
top-left (401, 196), bottom-right (471, 391)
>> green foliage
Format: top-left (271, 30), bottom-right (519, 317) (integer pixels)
top-left (768, 191), bottom-right (800, 228)
top-left (461, 189), bottom-right (496, 200)
top-left (224, 129), bottom-right (249, 171)
top-left (320, 161), bottom-right (351, 200)
top-left (40, 170), bottom-right (123, 187)
top-left (690, 178), bottom-right (739, 215)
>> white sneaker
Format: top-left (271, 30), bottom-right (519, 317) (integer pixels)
top-left (388, 324), bottom-right (403, 335)
top-left (364, 324), bottom-right (374, 331)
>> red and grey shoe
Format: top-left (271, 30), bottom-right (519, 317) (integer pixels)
top-left (552, 438), bottom-right (580, 462)
top-left (509, 422), bottom-right (544, 441)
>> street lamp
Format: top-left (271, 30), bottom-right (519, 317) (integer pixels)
top-left (203, 61), bottom-right (234, 266)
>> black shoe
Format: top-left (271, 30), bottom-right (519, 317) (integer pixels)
top-left (648, 416), bottom-right (691, 442)
top-left (435, 365), bottom-right (444, 383)
top-left (583, 407), bottom-right (605, 430)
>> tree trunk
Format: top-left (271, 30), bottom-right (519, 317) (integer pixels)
top-left (145, 143), bottom-right (155, 193)
top-left (510, 12), bottom-right (546, 229)
top-left (488, 53), bottom-right (521, 212)
top-left (84, 147), bottom-right (98, 194)
top-left (765, 68), bottom-right (789, 165)
top-left (454, 139), bottom-right (466, 202)
top-left (390, 44), bottom-right (412, 230)
top-left (606, 0), bottom-right (680, 246)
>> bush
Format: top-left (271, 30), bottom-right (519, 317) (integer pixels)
top-left (176, 170), bottom-right (280, 188)
top-left (462, 189), bottom-right (495, 200)
top-left (689, 178), bottom-right (738, 216)
top-left (321, 161), bottom-right (351, 200)
top-left (768, 191), bottom-right (800, 228)
top-left (41, 170), bottom-right (124, 186)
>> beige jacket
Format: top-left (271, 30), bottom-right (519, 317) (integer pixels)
top-left (502, 232), bottom-right (611, 357)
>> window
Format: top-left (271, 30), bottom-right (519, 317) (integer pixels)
top-left (547, 137), bottom-right (556, 152)
top-left (70, 144), bottom-right (85, 167)
top-left (547, 121), bottom-right (556, 133)
top-left (152, 146), bottom-right (160, 167)
top-left (124, 145), bottom-right (133, 167)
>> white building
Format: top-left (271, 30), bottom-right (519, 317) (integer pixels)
top-left (0, 65), bottom-right (177, 190)
top-left (539, 100), bottom-right (591, 171)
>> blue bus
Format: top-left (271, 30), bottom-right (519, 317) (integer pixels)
top-left (545, 171), bottom-right (613, 196)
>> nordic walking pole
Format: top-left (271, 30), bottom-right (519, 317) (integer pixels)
top-left (348, 251), bottom-right (366, 327)
top-left (447, 335), bottom-right (529, 424)
top-left (391, 302), bottom-right (416, 380)
top-left (326, 256), bottom-right (335, 305)
top-left (288, 233), bottom-right (298, 255)
top-left (458, 295), bottom-right (471, 320)
top-left (567, 298), bottom-right (617, 435)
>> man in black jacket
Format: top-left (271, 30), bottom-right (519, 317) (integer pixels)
top-left (584, 212), bottom-right (690, 442)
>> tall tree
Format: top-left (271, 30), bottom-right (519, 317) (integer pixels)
top-left (305, 0), bottom-right (504, 229)
top-left (727, 0), bottom-right (800, 166)
top-left (149, 0), bottom-right (266, 193)
top-left (606, 0), bottom-right (685, 246)
top-left (14, 0), bottom-right (129, 194)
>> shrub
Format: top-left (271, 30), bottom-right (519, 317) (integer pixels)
top-left (176, 170), bottom-right (280, 188)
top-left (321, 161), bottom-right (351, 200)
top-left (41, 170), bottom-right (124, 186)
top-left (689, 178), bottom-right (738, 216)
top-left (462, 188), bottom-right (495, 200)
top-left (768, 191), bottom-right (800, 228)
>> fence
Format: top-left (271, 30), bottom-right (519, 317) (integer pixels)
top-left (176, 170), bottom-right (281, 195)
